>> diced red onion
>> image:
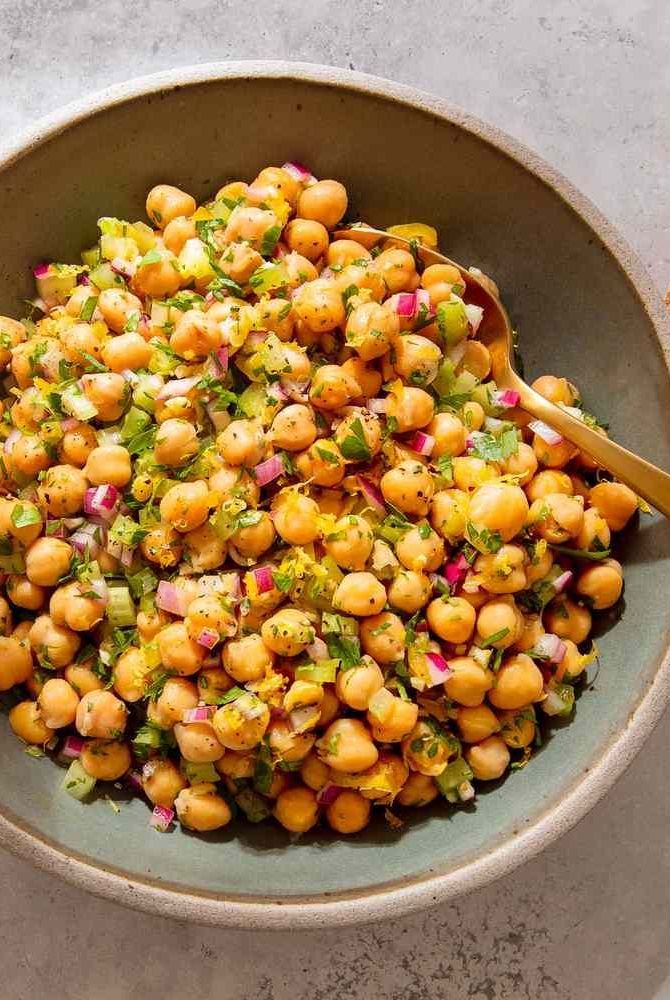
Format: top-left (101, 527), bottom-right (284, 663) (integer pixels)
top-left (282, 161), bottom-right (317, 185)
top-left (306, 637), bottom-right (329, 661)
top-left (196, 628), bottom-right (220, 650)
top-left (492, 388), bottom-right (520, 410)
top-left (121, 369), bottom-right (140, 385)
top-left (358, 476), bottom-right (386, 515)
top-left (414, 288), bottom-right (434, 315)
top-left (465, 303), bottom-right (484, 334)
top-left (532, 633), bottom-right (567, 664)
top-left (367, 398), bottom-right (388, 415)
top-left (394, 292), bottom-right (418, 318)
top-left (316, 782), bottom-right (343, 806)
top-left (528, 420), bottom-right (564, 447)
top-left (157, 376), bottom-right (199, 400)
top-left (45, 517), bottom-right (67, 538)
top-left (264, 382), bottom-right (288, 404)
top-left (76, 273), bottom-right (91, 287)
top-left (30, 297), bottom-right (49, 314)
top-left (252, 564), bottom-right (275, 594)
top-left (206, 402), bottom-right (231, 433)
top-left (425, 651), bottom-right (452, 687)
top-left (410, 432), bottom-right (435, 457)
top-left (552, 570), bottom-right (573, 594)
top-left (289, 705), bottom-right (317, 733)
top-left (150, 805), bottom-right (174, 832)
top-left (320, 267), bottom-right (335, 281)
top-left (182, 705), bottom-right (216, 723)
top-left (120, 545), bottom-right (135, 568)
top-left (70, 523), bottom-right (102, 557)
top-left (246, 330), bottom-right (266, 350)
top-left (280, 378), bottom-right (310, 402)
top-left (89, 577), bottom-right (109, 605)
top-left (127, 770), bottom-right (143, 793)
top-left (429, 573), bottom-right (449, 591)
top-left (214, 346), bottom-right (229, 374)
top-left (33, 262), bottom-right (50, 278)
top-left (238, 699), bottom-right (266, 722)
top-left (483, 416), bottom-right (507, 433)
top-left (253, 454), bottom-right (284, 487)
top-left (3, 429), bottom-right (21, 456)
top-left (84, 484), bottom-right (119, 519)
top-left (61, 735), bottom-right (85, 759)
top-left (445, 554), bottom-right (470, 588)
top-left (156, 580), bottom-right (189, 617)
top-left (447, 340), bottom-right (467, 366)
top-left (110, 257), bottom-right (137, 280)
top-left (60, 417), bottom-right (80, 432)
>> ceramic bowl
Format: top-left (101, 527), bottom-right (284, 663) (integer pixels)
top-left (0, 62), bottom-right (669, 929)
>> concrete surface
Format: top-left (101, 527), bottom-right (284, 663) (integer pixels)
top-left (1, 1), bottom-right (669, 997)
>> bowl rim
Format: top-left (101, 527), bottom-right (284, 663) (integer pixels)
top-left (1, 59), bottom-right (669, 930)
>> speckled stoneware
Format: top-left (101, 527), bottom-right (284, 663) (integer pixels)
top-left (0, 62), bottom-right (669, 930)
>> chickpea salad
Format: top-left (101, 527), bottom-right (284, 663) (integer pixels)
top-left (0, 162), bottom-right (639, 839)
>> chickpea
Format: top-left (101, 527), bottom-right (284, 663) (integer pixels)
top-left (75, 688), bottom-right (127, 738)
top-left (297, 179), bottom-right (348, 228)
top-left (162, 215), bottom-right (197, 255)
top-left (212, 693), bottom-right (270, 751)
top-left (341, 357), bottom-right (382, 401)
top-left (209, 464), bottom-right (260, 507)
top-left (456, 704), bottom-right (501, 743)
top-left (154, 418), bottom-right (199, 467)
top-left (326, 790), bottom-right (371, 834)
top-left (428, 412), bottom-right (467, 458)
top-left (256, 296), bottom-right (296, 341)
top-left (157, 480), bottom-right (210, 534)
top-left (270, 404), bottom-right (316, 453)
top-left (335, 657), bottom-right (384, 711)
top-left (327, 239), bottom-right (371, 269)
top-left (141, 758), bottom-right (188, 808)
top-left (475, 545), bottom-right (527, 595)
top-left (132, 247), bottom-right (182, 297)
top-left (267, 718), bottom-right (316, 764)
top-left (466, 735), bottom-right (510, 780)
top-left (524, 545), bottom-right (554, 586)
top-left (333, 572), bottom-right (387, 617)
top-left (101, 331), bottom-right (152, 373)
top-left (545, 596), bottom-right (592, 643)
top-left (589, 481), bottom-right (638, 532)
top-left (512, 613), bottom-right (545, 654)
top-left (317, 686), bottom-right (340, 728)
top-left (452, 457), bottom-right (499, 494)
top-left (253, 166), bottom-right (301, 206)
top-left (215, 750), bottom-right (255, 780)
top-left (6, 575), bottom-right (45, 611)
top-left (9, 700), bottom-right (53, 745)
top-left (427, 596), bottom-right (477, 644)
top-left (468, 482), bottom-right (529, 546)
top-left (222, 633), bottom-right (274, 683)
top-left (282, 218), bottom-right (328, 261)
top-left (29, 614), bottom-right (80, 668)
top-left (50, 581), bottom-right (105, 632)
top-left (0, 315), bottom-right (26, 366)
top-left (81, 444), bottom-right (131, 489)
top-left (195, 669), bottom-right (233, 707)
top-left (2, 499), bottom-right (42, 546)
top-left (97, 288), bottom-right (143, 334)
top-left (373, 247), bottom-right (417, 294)
top-left (488, 653), bottom-right (544, 710)
top-left (36, 465), bottom-right (87, 517)
top-left (64, 664), bottom-right (105, 697)
top-left (140, 521), bottom-right (183, 568)
top-left (0, 595), bottom-right (11, 636)
top-left (360, 611), bottom-right (406, 664)
top-left (318, 718), bottom-right (379, 773)
top-left (397, 772), bottom-right (439, 807)
top-left (444, 656), bottom-right (493, 707)
top-left (216, 418), bottom-right (265, 468)
top-left (272, 786), bottom-right (318, 834)
top-left (169, 308), bottom-right (223, 360)
top-left (333, 409), bottom-right (382, 461)
top-left (260, 608), bottom-right (314, 657)
top-left (0, 635), bottom-right (33, 691)
top-left (175, 783), bottom-right (232, 831)
top-left (295, 439), bottom-right (346, 487)
top-left (430, 489), bottom-right (469, 542)
top-left (575, 561), bottom-right (623, 610)
top-left (174, 722), bottom-right (225, 763)
top-left (528, 493), bottom-right (584, 544)
top-left (525, 470), bottom-right (573, 502)
top-left (387, 570), bottom-right (431, 614)
top-left (395, 524), bottom-right (445, 573)
top-left (532, 432), bottom-right (578, 469)
top-left (300, 752), bottom-right (331, 791)
top-left (531, 374), bottom-right (577, 406)
top-left (80, 739), bottom-right (131, 781)
top-left (60, 423), bottom-right (98, 467)
top-left (345, 301), bottom-right (397, 360)
top-left (335, 261), bottom-right (386, 302)
top-left (150, 677), bottom-right (199, 729)
top-left (381, 460), bottom-right (434, 516)
top-left (575, 506), bottom-right (611, 552)
top-left (324, 514), bottom-right (374, 571)
top-left (475, 597), bottom-right (524, 649)
top-left (146, 184), bottom-right (196, 227)
top-left (81, 372), bottom-right (128, 423)
top-left (156, 622), bottom-right (206, 676)
top-left (501, 441), bottom-right (538, 486)
top-left (223, 205), bottom-right (278, 249)
top-left (386, 385), bottom-right (434, 433)
top-left (394, 335), bottom-right (442, 388)
top-left (402, 720), bottom-right (454, 776)
top-left (272, 493), bottom-right (319, 546)
top-left (309, 364), bottom-right (360, 410)
top-left (498, 708), bottom-right (536, 749)
top-left (367, 691), bottom-right (419, 743)
top-left (9, 435), bottom-right (52, 479)
top-left (110, 646), bottom-right (148, 702)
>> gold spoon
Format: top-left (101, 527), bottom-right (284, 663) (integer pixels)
top-left (335, 224), bottom-right (670, 518)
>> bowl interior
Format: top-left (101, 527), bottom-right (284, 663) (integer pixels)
top-left (1, 71), bottom-right (669, 904)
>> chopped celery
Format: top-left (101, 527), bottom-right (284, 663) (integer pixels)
top-left (61, 385), bottom-right (98, 421)
top-left (432, 357), bottom-right (456, 397)
top-left (81, 246), bottom-right (101, 269)
top-left (108, 514), bottom-right (146, 548)
top-left (62, 759), bottom-right (96, 801)
top-left (182, 761), bottom-right (219, 785)
top-left (99, 234), bottom-right (139, 262)
top-left (127, 567), bottom-right (158, 599)
top-left (436, 298), bottom-right (469, 346)
top-left (178, 238), bottom-right (217, 283)
top-left (321, 613), bottom-right (359, 637)
top-left (295, 660), bottom-right (339, 683)
top-left (542, 682), bottom-right (575, 718)
top-left (35, 264), bottom-right (83, 306)
top-left (106, 586), bottom-right (136, 627)
top-left (133, 374), bottom-right (164, 413)
top-left (121, 406), bottom-right (151, 441)
top-left (235, 787), bottom-right (272, 823)
top-left (89, 262), bottom-right (125, 291)
top-left (435, 757), bottom-right (473, 796)
top-left (237, 383), bottom-right (281, 425)
top-left (249, 262), bottom-right (289, 294)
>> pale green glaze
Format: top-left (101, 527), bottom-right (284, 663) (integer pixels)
top-left (0, 63), bottom-right (669, 928)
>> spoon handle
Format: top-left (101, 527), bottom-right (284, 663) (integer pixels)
top-left (512, 375), bottom-right (670, 518)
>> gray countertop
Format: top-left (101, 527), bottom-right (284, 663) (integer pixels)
top-left (1, 2), bottom-right (669, 997)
